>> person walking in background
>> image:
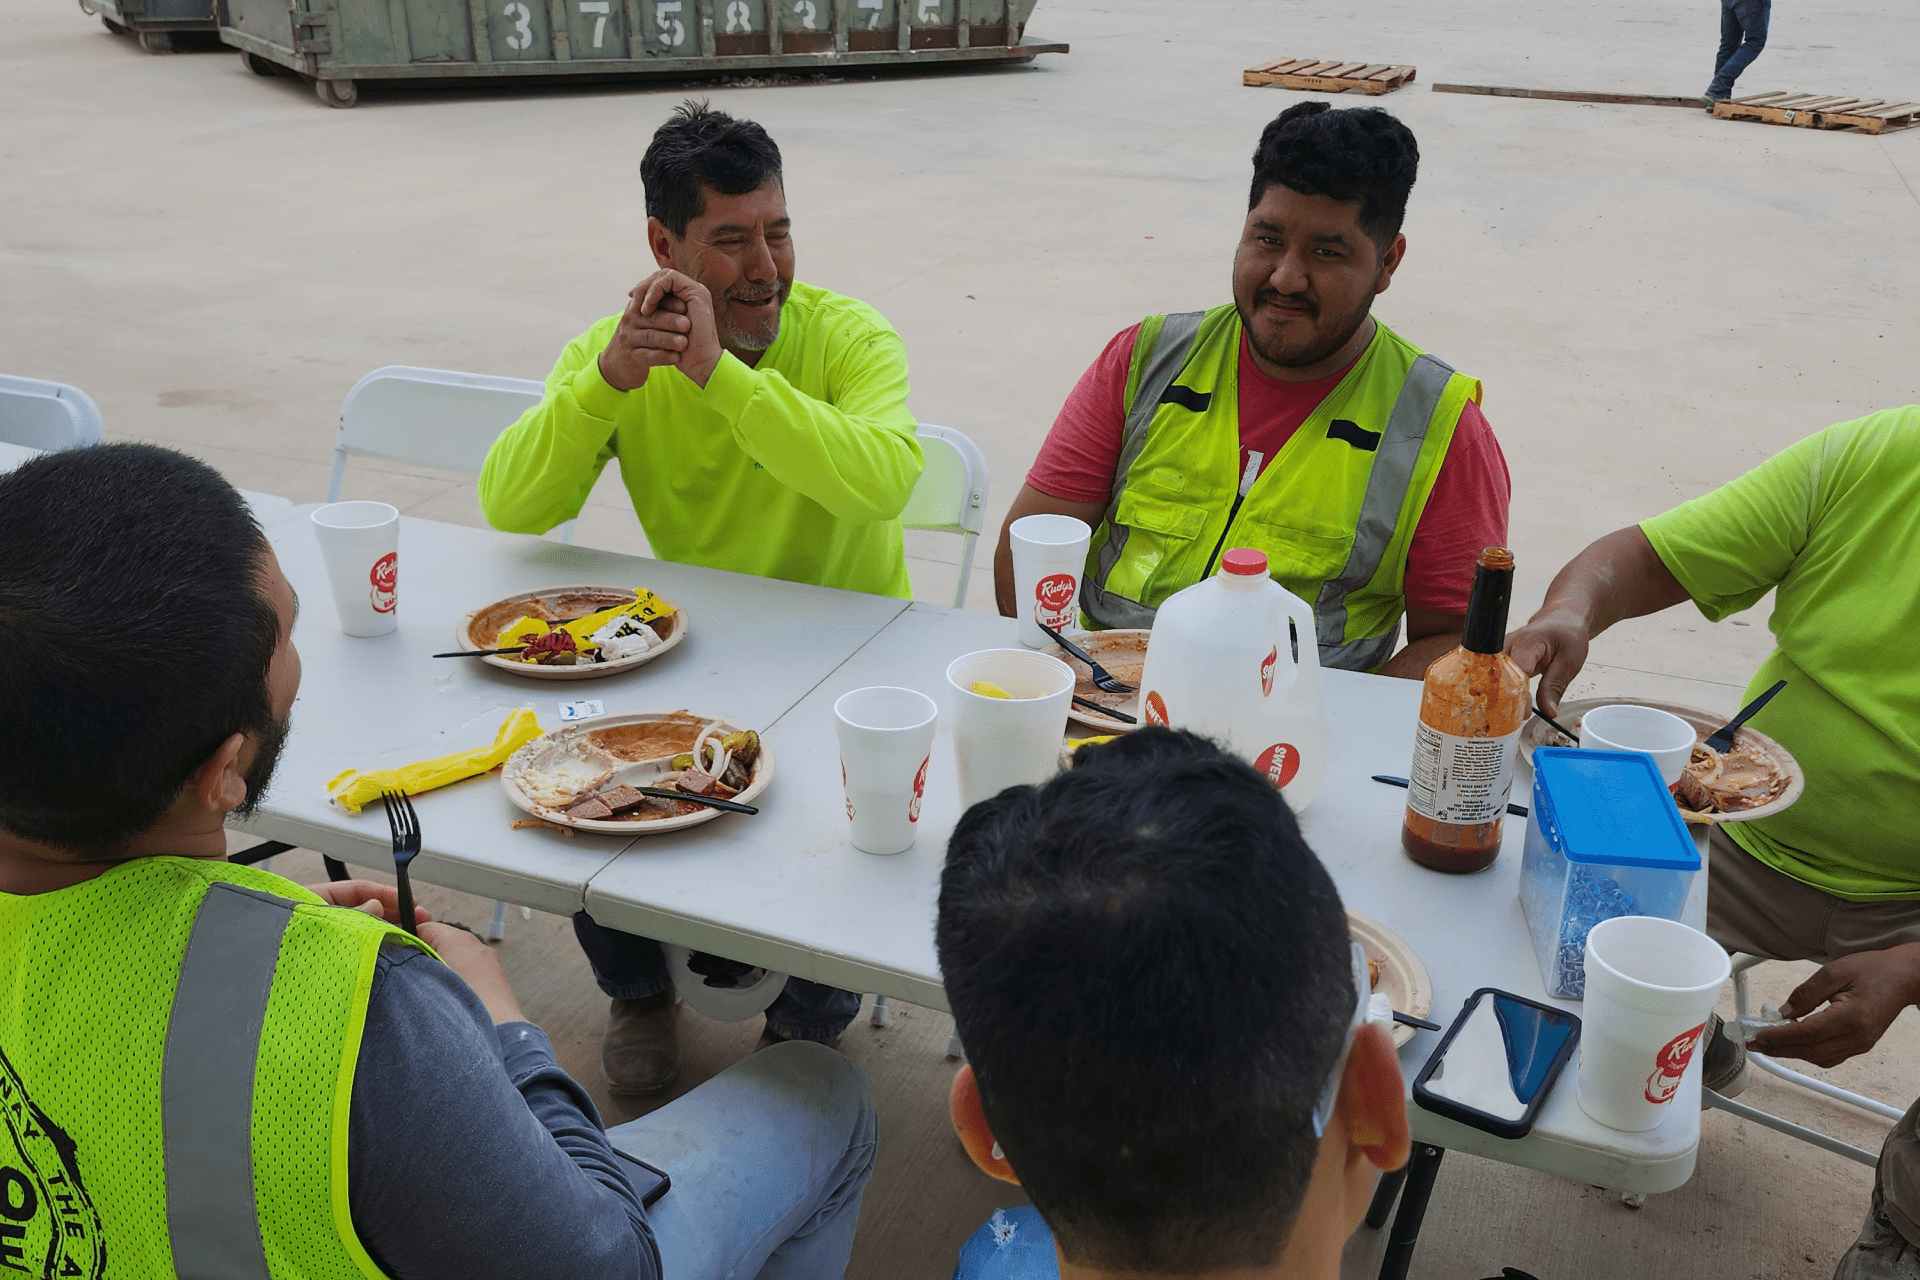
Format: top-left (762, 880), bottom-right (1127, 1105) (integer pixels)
top-left (1706, 0), bottom-right (1771, 106)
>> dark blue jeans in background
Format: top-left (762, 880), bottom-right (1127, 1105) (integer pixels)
top-left (1708, 0), bottom-right (1770, 98)
top-left (573, 912), bottom-right (864, 1043)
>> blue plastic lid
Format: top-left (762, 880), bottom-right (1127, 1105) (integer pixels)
top-left (1531, 748), bottom-right (1700, 870)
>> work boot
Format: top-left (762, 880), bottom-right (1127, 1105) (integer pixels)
top-left (1832, 1189), bottom-right (1920, 1278)
top-left (1701, 1013), bottom-right (1749, 1101)
top-left (603, 992), bottom-right (679, 1097)
top-left (758, 1023), bottom-right (842, 1053)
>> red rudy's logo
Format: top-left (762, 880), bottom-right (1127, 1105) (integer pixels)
top-left (1644, 1022), bottom-right (1707, 1105)
top-left (909, 756), bottom-right (929, 822)
top-left (1144, 690), bottom-right (1169, 727)
top-left (1254, 743), bottom-right (1301, 789)
top-left (1033, 572), bottom-right (1077, 630)
top-left (1260, 646), bottom-right (1277, 697)
top-left (369, 551), bottom-right (398, 614)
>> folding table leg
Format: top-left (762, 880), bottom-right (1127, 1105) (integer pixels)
top-left (1376, 1144), bottom-right (1445, 1280)
top-left (1365, 1164), bottom-right (1410, 1229)
top-left (322, 856), bottom-right (351, 882)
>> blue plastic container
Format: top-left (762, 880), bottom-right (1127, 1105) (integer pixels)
top-left (1519, 748), bottom-right (1701, 999)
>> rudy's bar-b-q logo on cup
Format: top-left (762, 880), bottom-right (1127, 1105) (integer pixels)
top-left (369, 551), bottom-right (398, 614)
top-left (909, 757), bottom-right (929, 822)
top-left (1032, 572), bottom-right (1077, 633)
top-left (1645, 1022), bottom-right (1706, 1105)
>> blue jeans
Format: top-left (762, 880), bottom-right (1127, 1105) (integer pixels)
top-left (573, 912), bottom-right (864, 1043)
top-left (612, 1040), bottom-right (878, 1279)
top-left (1707, 0), bottom-right (1770, 97)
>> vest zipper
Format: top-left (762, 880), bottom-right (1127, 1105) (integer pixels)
top-left (1201, 450), bottom-right (1264, 578)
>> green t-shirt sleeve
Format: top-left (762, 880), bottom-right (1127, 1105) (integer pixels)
top-left (702, 315), bottom-right (923, 524)
top-left (1639, 428), bottom-right (1827, 623)
top-left (477, 318), bottom-right (621, 535)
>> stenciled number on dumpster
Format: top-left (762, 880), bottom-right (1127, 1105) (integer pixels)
top-left (792, 0), bottom-right (816, 29)
top-left (724, 0), bottom-right (749, 32)
top-left (916, 0), bottom-right (938, 21)
top-left (578, 0), bottom-right (608, 46)
top-left (654, 0), bottom-right (684, 44)
top-left (502, 1), bottom-right (533, 48)
top-left (856, 0), bottom-right (882, 28)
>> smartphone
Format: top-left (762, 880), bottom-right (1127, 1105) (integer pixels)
top-left (613, 1149), bottom-right (672, 1208)
top-left (1412, 987), bottom-right (1581, 1140)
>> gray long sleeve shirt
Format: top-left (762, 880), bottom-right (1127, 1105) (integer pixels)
top-left (344, 942), bottom-right (659, 1280)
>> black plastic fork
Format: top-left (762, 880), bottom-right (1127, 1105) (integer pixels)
top-left (1036, 620), bottom-right (1136, 694)
top-left (380, 789), bottom-right (422, 938)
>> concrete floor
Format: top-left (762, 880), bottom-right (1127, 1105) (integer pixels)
top-left (11, 0), bottom-right (1920, 1274)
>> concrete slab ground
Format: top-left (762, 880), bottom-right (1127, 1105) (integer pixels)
top-left (11, 0), bottom-right (1919, 1274)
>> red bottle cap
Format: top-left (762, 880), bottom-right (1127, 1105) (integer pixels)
top-left (1221, 548), bottom-right (1268, 576)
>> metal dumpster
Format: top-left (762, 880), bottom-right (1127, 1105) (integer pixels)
top-left (82, 0), bottom-right (218, 53)
top-left (214, 0), bottom-right (1065, 107)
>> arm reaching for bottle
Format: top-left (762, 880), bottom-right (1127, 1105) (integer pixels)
top-left (1503, 527), bottom-right (1693, 717)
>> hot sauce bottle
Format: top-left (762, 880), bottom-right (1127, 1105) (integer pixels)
top-left (1401, 548), bottom-right (1529, 873)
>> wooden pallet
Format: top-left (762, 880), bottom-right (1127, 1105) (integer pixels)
top-left (1713, 91), bottom-right (1919, 133)
top-left (1244, 59), bottom-right (1416, 95)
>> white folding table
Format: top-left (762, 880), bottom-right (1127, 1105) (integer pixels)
top-left (234, 509), bottom-right (911, 915)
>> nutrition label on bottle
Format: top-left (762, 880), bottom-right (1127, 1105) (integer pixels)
top-left (1407, 723), bottom-right (1521, 823)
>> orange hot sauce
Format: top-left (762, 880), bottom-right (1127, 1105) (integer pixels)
top-left (1401, 548), bottom-right (1530, 873)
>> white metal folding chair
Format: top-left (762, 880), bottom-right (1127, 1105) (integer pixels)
top-left (874, 425), bottom-right (987, 1053)
top-left (1702, 953), bottom-right (1906, 1166)
top-left (329, 366), bottom-right (568, 940)
top-left (327, 365), bottom-right (575, 545)
top-left (0, 375), bottom-right (106, 451)
top-left (899, 423), bottom-right (990, 610)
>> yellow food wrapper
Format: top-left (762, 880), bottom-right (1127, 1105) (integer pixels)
top-left (326, 708), bottom-right (545, 813)
top-left (1065, 734), bottom-right (1120, 758)
top-left (494, 590), bottom-right (675, 663)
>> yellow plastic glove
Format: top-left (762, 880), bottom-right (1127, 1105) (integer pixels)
top-left (326, 708), bottom-right (545, 813)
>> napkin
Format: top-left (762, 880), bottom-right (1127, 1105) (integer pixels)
top-left (327, 708), bottom-right (545, 813)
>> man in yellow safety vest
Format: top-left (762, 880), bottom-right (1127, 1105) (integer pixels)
top-left (994, 102), bottom-right (1511, 678)
top-left (0, 444), bottom-right (874, 1280)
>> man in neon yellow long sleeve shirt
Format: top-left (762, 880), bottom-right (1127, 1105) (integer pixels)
top-left (480, 101), bottom-right (922, 1094)
top-left (479, 109), bottom-right (923, 599)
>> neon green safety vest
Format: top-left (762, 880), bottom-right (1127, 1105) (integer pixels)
top-left (1082, 306), bottom-right (1482, 672)
top-left (0, 856), bottom-right (430, 1280)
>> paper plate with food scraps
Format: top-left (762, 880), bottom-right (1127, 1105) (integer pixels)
top-left (459, 585), bottom-right (687, 680)
top-left (1047, 628), bottom-right (1149, 733)
top-left (1518, 696), bottom-right (1804, 825)
top-left (1347, 910), bottom-right (1431, 1050)
top-left (503, 711), bottom-right (774, 835)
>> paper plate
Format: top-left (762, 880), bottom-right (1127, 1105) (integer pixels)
top-left (1517, 696), bottom-right (1804, 825)
top-left (458, 584), bottom-right (688, 681)
top-left (1046, 629), bottom-right (1149, 733)
top-left (502, 710), bottom-right (774, 835)
top-left (1348, 910), bottom-right (1432, 1050)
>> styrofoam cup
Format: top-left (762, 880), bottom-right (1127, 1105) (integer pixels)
top-left (1576, 915), bottom-right (1731, 1132)
top-left (945, 649), bottom-right (1076, 807)
top-left (1578, 704), bottom-right (1697, 786)
top-left (312, 502), bottom-right (400, 638)
top-left (834, 686), bottom-right (939, 855)
top-left (1009, 514), bottom-right (1092, 649)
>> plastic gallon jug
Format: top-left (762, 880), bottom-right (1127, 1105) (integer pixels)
top-left (1137, 547), bottom-right (1330, 810)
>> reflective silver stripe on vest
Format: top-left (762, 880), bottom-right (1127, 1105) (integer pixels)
top-left (163, 884), bottom-right (293, 1280)
top-left (1310, 352), bottom-right (1458, 668)
top-left (1081, 310), bottom-right (1208, 629)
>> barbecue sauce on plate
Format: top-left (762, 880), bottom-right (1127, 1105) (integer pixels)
top-left (1402, 548), bottom-right (1529, 874)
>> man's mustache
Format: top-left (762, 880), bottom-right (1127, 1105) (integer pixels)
top-left (725, 282), bottom-right (787, 304)
top-left (1254, 287), bottom-right (1316, 317)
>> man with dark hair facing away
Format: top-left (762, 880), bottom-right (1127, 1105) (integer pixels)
top-left (480, 100), bottom-right (919, 1092)
top-left (994, 101), bottom-right (1509, 679)
top-left (936, 729), bottom-right (1411, 1279)
top-left (0, 443), bottom-right (876, 1280)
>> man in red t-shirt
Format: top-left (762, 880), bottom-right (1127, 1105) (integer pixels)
top-left (993, 102), bottom-right (1510, 678)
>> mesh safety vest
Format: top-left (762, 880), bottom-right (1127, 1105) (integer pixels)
top-left (0, 856), bottom-right (429, 1280)
top-left (1081, 306), bottom-right (1482, 672)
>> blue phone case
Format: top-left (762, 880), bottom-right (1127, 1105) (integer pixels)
top-left (1411, 987), bottom-right (1581, 1140)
